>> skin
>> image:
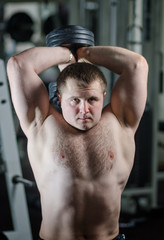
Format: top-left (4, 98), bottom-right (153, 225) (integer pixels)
top-left (7, 46), bottom-right (148, 240)
top-left (58, 78), bottom-right (106, 131)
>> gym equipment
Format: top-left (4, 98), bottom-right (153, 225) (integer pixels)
top-left (0, 59), bottom-right (32, 240)
top-left (46, 25), bottom-right (95, 50)
top-left (0, 232), bottom-right (8, 240)
top-left (46, 25), bottom-right (95, 112)
top-left (49, 81), bottom-right (62, 113)
top-left (12, 175), bottom-right (36, 188)
top-left (6, 12), bottom-right (34, 42)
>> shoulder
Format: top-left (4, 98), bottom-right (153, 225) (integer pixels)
top-left (26, 105), bottom-right (62, 137)
top-left (101, 104), bottom-right (121, 129)
top-left (102, 103), bottom-right (137, 135)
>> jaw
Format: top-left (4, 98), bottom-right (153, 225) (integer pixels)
top-left (62, 115), bottom-right (94, 131)
top-left (72, 118), bottom-right (100, 131)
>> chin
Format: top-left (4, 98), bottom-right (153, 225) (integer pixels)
top-left (78, 122), bottom-right (97, 131)
top-left (69, 123), bottom-right (91, 131)
top-left (79, 126), bottom-right (91, 131)
top-left (65, 118), bottom-right (98, 131)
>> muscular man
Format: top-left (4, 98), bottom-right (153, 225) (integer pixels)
top-left (7, 45), bottom-right (148, 240)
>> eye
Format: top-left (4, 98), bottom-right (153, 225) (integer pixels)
top-left (71, 98), bottom-right (80, 104)
top-left (88, 97), bottom-right (97, 103)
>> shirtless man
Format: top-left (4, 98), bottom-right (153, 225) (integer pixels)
top-left (7, 45), bottom-right (148, 240)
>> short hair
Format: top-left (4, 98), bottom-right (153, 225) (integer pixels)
top-left (57, 62), bottom-right (107, 94)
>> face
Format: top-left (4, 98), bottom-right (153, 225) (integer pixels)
top-left (58, 78), bottom-right (106, 131)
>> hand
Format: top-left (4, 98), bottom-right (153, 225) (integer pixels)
top-left (77, 47), bottom-right (90, 61)
top-left (58, 48), bottom-right (76, 72)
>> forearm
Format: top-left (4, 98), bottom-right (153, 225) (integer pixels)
top-left (10, 46), bottom-right (73, 74)
top-left (77, 46), bottom-right (146, 75)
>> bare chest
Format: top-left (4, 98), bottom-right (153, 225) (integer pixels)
top-left (46, 123), bottom-right (116, 179)
top-left (28, 116), bottom-right (134, 183)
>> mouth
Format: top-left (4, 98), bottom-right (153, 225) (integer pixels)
top-left (78, 117), bottom-right (92, 122)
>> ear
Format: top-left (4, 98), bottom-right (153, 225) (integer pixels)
top-left (103, 91), bottom-right (106, 98)
top-left (57, 93), bottom-right (61, 103)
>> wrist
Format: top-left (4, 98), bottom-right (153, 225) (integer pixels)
top-left (66, 49), bottom-right (73, 63)
top-left (77, 47), bottom-right (91, 60)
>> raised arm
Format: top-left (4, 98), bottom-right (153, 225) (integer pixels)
top-left (7, 47), bottom-right (75, 136)
top-left (77, 46), bottom-right (148, 132)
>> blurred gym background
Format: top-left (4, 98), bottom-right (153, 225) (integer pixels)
top-left (0, 0), bottom-right (164, 239)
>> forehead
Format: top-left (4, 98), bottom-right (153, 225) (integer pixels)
top-left (61, 78), bottom-right (103, 94)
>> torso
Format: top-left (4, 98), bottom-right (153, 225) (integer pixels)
top-left (27, 107), bottom-right (135, 240)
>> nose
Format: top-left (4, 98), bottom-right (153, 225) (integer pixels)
top-left (79, 100), bottom-right (89, 114)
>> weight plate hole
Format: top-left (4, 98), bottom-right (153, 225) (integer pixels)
top-left (1, 99), bottom-right (7, 104)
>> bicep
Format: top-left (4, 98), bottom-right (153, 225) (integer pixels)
top-left (110, 58), bottom-right (148, 131)
top-left (7, 59), bottom-right (50, 135)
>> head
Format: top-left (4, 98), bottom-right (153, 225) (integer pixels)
top-left (57, 62), bottom-right (107, 131)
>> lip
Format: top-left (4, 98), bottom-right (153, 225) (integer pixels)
top-left (78, 117), bottom-right (91, 121)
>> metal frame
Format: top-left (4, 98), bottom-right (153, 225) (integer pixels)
top-left (0, 59), bottom-right (32, 240)
top-left (150, 0), bottom-right (164, 207)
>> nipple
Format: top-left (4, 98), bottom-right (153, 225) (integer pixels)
top-left (60, 153), bottom-right (65, 161)
top-left (109, 151), bottom-right (114, 160)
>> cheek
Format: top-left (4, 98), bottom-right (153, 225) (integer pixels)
top-left (93, 102), bottom-right (103, 111)
top-left (92, 103), bottom-right (103, 118)
top-left (62, 103), bottom-right (77, 116)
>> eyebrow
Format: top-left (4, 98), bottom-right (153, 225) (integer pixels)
top-left (69, 96), bottom-right (79, 99)
top-left (69, 95), bottom-right (100, 100)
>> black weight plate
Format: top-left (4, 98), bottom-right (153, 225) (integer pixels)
top-left (7, 12), bottom-right (34, 42)
top-left (47, 34), bottom-right (94, 47)
top-left (46, 25), bottom-right (94, 47)
top-left (48, 25), bottom-right (94, 36)
top-left (47, 38), bottom-right (94, 47)
top-left (46, 28), bottom-right (94, 42)
top-left (47, 31), bottom-right (94, 40)
top-left (46, 35), bottom-right (94, 47)
top-left (47, 32), bottom-right (94, 43)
